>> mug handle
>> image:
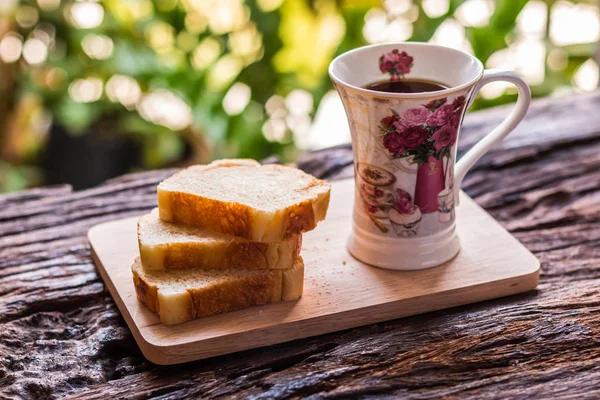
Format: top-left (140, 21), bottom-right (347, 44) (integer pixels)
top-left (454, 70), bottom-right (531, 204)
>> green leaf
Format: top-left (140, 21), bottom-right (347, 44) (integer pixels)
top-left (490, 0), bottom-right (529, 31)
top-left (466, 0), bottom-right (530, 63)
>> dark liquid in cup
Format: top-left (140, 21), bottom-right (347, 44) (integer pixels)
top-left (365, 79), bottom-right (448, 93)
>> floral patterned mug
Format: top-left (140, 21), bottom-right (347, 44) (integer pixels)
top-left (329, 43), bottom-right (531, 270)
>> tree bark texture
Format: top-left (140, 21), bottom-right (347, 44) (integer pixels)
top-left (2, 92), bottom-right (600, 399)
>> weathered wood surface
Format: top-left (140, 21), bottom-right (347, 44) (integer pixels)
top-left (2, 91), bottom-right (600, 399)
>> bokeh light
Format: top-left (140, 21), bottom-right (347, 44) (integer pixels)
top-left (176, 31), bottom-right (198, 52)
top-left (429, 18), bottom-right (471, 53)
top-left (515, 38), bottom-right (546, 85)
top-left (228, 23), bottom-right (263, 63)
top-left (106, 75), bottom-right (141, 108)
top-left (109, 0), bottom-right (153, 23)
top-left (362, 4), bottom-right (415, 44)
top-left (550, 1), bottom-right (600, 46)
top-left (0, 33), bottom-right (23, 63)
top-left (222, 83), bottom-right (251, 116)
top-left (384, 0), bottom-right (412, 16)
top-left (574, 59), bottom-right (600, 92)
top-left (518, 1), bottom-right (547, 37)
top-left (37, 0), bottom-right (61, 12)
top-left (285, 89), bottom-right (313, 116)
top-left (308, 91), bottom-right (350, 150)
top-left (183, 0), bottom-right (248, 35)
top-left (191, 37), bottom-right (221, 71)
top-left (145, 21), bottom-right (175, 53)
top-left (22, 38), bottom-right (48, 65)
top-left (208, 0), bottom-right (249, 34)
top-left (455, 0), bottom-right (493, 27)
top-left (0, 0), bottom-right (19, 15)
top-left (68, 2), bottom-right (104, 29)
top-left (184, 13), bottom-right (207, 34)
top-left (138, 89), bottom-right (193, 131)
top-left (69, 78), bottom-right (103, 103)
top-left (16, 5), bottom-right (39, 28)
top-left (265, 95), bottom-right (286, 119)
top-left (421, 0), bottom-right (449, 18)
top-left (82, 34), bottom-right (114, 60)
top-left (207, 54), bottom-right (243, 90)
top-left (362, 8), bottom-right (387, 44)
top-left (257, 0), bottom-right (283, 12)
top-left (262, 118), bottom-right (287, 143)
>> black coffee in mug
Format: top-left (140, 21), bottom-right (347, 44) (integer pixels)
top-left (365, 79), bottom-right (448, 93)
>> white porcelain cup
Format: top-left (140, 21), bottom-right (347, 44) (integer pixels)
top-left (329, 42), bottom-right (531, 270)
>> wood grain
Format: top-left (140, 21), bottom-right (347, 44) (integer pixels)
top-left (1, 91), bottom-right (600, 398)
top-left (89, 180), bottom-right (538, 364)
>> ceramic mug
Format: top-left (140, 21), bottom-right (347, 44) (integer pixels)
top-left (329, 42), bottom-right (531, 270)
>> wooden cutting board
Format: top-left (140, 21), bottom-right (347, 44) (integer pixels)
top-left (88, 178), bottom-right (539, 365)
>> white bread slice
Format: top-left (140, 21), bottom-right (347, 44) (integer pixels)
top-left (157, 159), bottom-right (331, 242)
top-left (132, 256), bottom-right (304, 325)
top-left (138, 209), bottom-right (301, 271)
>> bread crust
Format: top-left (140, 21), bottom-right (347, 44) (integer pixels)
top-left (191, 271), bottom-right (282, 318)
top-left (132, 257), bottom-right (304, 325)
top-left (132, 268), bottom-right (157, 312)
top-left (160, 190), bottom-right (255, 239)
top-left (138, 211), bottom-right (302, 271)
top-left (157, 160), bottom-right (331, 242)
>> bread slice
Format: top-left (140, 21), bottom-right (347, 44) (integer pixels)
top-left (138, 209), bottom-right (301, 271)
top-left (132, 256), bottom-right (304, 325)
top-left (157, 159), bottom-right (331, 242)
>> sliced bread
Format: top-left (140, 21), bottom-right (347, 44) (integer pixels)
top-left (138, 209), bottom-right (301, 271)
top-left (157, 159), bottom-right (331, 242)
top-left (132, 256), bottom-right (304, 325)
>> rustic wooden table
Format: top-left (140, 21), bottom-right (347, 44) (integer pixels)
top-left (2, 91), bottom-right (599, 399)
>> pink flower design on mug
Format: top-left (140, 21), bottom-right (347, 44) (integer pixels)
top-left (381, 114), bottom-right (399, 129)
top-left (448, 112), bottom-right (460, 129)
top-left (383, 126), bottom-right (429, 155)
top-left (395, 108), bottom-right (431, 128)
top-left (379, 49), bottom-right (413, 79)
top-left (399, 126), bottom-right (429, 150)
top-left (382, 132), bottom-right (406, 154)
top-left (431, 124), bottom-right (457, 151)
top-left (427, 104), bottom-right (455, 126)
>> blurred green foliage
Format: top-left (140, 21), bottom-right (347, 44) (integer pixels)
top-left (0, 0), bottom-right (598, 192)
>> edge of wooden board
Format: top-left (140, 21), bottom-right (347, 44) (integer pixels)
top-left (142, 269), bottom-right (538, 364)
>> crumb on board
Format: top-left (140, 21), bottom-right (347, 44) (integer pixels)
top-left (342, 260), bottom-right (347, 265)
top-left (325, 237), bottom-right (330, 241)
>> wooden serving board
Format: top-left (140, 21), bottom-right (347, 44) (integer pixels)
top-left (88, 178), bottom-right (539, 365)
